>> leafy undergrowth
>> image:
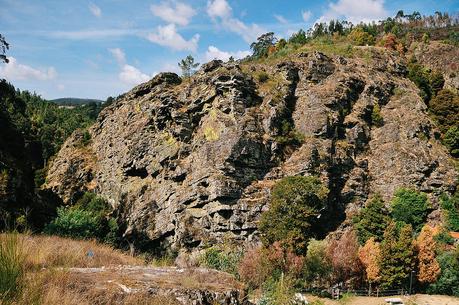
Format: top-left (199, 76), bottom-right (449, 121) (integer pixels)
top-left (0, 233), bottom-right (181, 305)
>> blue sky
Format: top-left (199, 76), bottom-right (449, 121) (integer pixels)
top-left (0, 0), bottom-right (458, 100)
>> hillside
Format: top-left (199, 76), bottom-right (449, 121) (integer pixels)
top-left (50, 97), bottom-right (104, 106)
top-left (45, 43), bottom-right (458, 251)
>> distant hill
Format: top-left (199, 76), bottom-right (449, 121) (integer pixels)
top-left (50, 97), bottom-right (104, 106)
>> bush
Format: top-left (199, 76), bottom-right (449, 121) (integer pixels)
top-left (440, 193), bottom-right (459, 231)
top-left (200, 247), bottom-right (242, 276)
top-left (429, 89), bottom-right (459, 133)
top-left (390, 188), bottom-right (429, 232)
top-left (371, 104), bottom-right (384, 127)
top-left (303, 239), bottom-right (331, 287)
top-left (259, 176), bottom-right (328, 254)
top-left (443, 126), bottom-right (459, 157)
top-left (407, 59), bottom-right (432, 102)
top-left (44, 207), bottom-right (102, 239)
top-left (0, 233), bottom-right (25, 301)
top-left (255, 71), bottom-right (269, 83)
top-left (348, 28), bottom-right (375, 46)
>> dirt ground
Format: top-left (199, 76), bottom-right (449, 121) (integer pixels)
top-left (305, 294), bottom-right (459, 305)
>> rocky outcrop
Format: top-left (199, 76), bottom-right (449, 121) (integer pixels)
top-left (69, 266), bottom-right (252, 305)
top-left (46, 47), bottom-right (458, 251)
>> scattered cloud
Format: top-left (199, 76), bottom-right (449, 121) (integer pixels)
top-left (0, 57), bottom-right (57, 81)
top-left (207, 0), bottom-right (232, 19)
top-left (147, 24), bottom-right (199, 52)
top-left (317, 0), bottom-right (388, 24)
top-left (108, 48), bottom-right (126, 64)
top-left (89, 3), bottom-right (102, 18)
top-left (302, 10), bottom-right (312, 22)
top-left (205, 46), bottom-right (251, 61)
top-left (207, 0), bottom-right (265, 43)
top-left (274, 14), bottom-right (289, 24)
top-left (119, 64), bottom-right (150, 85)
top-left (57, 84), bottom-right (65, 91)
top-left (150, 1), bottom-right (196, 26)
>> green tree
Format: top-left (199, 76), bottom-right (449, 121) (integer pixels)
top-left (348, 27), bottom-right (375, 46)
top-left (0, 34), bottom-right (9, 63)
top-left (427, 247), bottom-right (459, 296)
top-left (303, 239), bottom-right (331, 286)
top-left (250, 32), bottom-right (277, 58)
top-left (379, 222), bottom-right (416, 289)
top-left (288, 29), bottom-right (308, 45)
top-left (259, 176), bottom-right (328, 254)
top-left (178, 55), bottom-right (199, 78)
top-left (443, 126), bottom-right (459, 157)
top-left (440, 193), bottom-right (459, 231)
top-left (429, 89), bottom-right (459, 133)
top-left (353, 194), bottom-right (390, 244)
top-left (391, 188), bottom-right (429, 232)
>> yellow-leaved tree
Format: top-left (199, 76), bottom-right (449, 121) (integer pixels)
top-left (359, 237), bottom-right (381, 290)
top-left (417, 225), bottom-right (441, 283)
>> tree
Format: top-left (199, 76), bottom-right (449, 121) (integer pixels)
top-left (259, 176), bottom-right (328, 254)
top-left (348, 27), bottom-right (375, 46)
top-left (379, 223), bottom-right (416, 289)
top-left (250, 32), bottom-right (277, 58)
top-left (353, 194), bottom-right (390, 244)
top-left (178, 55), bottom-right (199, 78)
top-left (303, 239), bottom-right (332, 286)
top-left (427, 247), bottom-right (459, 296)
top-left (0, 34), bottom-right (9, 63)
top-left (391, 188), bottom-right (429, 232)
top-left (429, 89), bottom-right (459, 133)
top-left (288, 29), bottom-right (308, 45)
top-left (359, 237), bottom-right (381, 289)
top-left (444, 126), bottom-right (459, 157)
top-left (417, 225), bottom-right (441, 284)
top-left (440, 193), bottom-right (459, 231)
top-left (327, 230), bottom-right (363, 286)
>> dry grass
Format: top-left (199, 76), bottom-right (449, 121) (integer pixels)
top-left (0, 234), bottom-right (183, 305)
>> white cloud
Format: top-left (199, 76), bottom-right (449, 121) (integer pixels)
top-left (274, 14), bottom-right (288, 24)
top-left (205, 46), bottom-right (251, 61)
top-left (207, 0), bottom-right (265, 43)
top-left (207, 0), bottom-right (232, 19)
top-left (89, 3), bottom-right (102, 18)
top-left (108, 48), bottom-right (126, 64)
top-left (302, 10), bottom-right (312, 22)
top-left (147, 24), bottom-right (199, 52)
top-left (150, 1), bottom-right (196, 26)
top-left (119, 64), bottom-right (150, 85)
top-left (57, 84), bottom-right (65, 91)
top-left (0, 57), bottom-right (57, 81)
top-left (317, 0), bottom-right (388, 24)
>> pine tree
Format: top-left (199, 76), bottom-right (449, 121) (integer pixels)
top-left (353, 194), bottom-right (390, 244)
top-left (178, 55), bottom-right (199, 78)
top-left (379, 222), bottom-right (416, 289)
top-left (417, 225), bottom-right (441, 283)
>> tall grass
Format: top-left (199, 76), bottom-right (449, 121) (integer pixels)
top-left (0, 233), bottom-right (26, 302)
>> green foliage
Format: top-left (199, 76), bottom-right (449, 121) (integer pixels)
top-left (348, 27), bottom-right (375, 46)
top-left (443, 126), bottom-right (459, 157)
top-left (427, 248), bottom-right (459, 296)
top-left (429, 71), bottom-right (445, 96)
top-left (255, 71), bottom-right (269, 83)
top-left (259, 176), bottom-right (328, 254)
top-left (371, 104), bottom-right (384, 127)
top-left (353, 194), bottom-right (390, 244)
top-left (0, 233), bottom-right (25, 301)
top-left (407, 59), bottom-right (432, 102)
top-left (250, 32), bottom-right (277, 58)
top-left (178, 55), bottom-right (199, 78)
top-left (440, 193), bottom-right (459, 231)
top-left (275, 120), bottom-right (305, 146)
top-left (44, 193), bottom-right (120, 244)
top-left (429, 89), bottom-right (459, 133)
top-left (379, 222), bottom-right (416, 289)
top-left (258, 275), bottom-right (296, 305)
top-left (288, 29), bottom-right (308, 45)
top-left (44, 207), bottom-right (102, 239)
top-left (200, 247), bottom-right (242, 276)
top-left (390, 188), bottom-right (429, 232)
top-left (303, 239), bottom-right (331, 286)
top-left (81, 130), bottom-right (92, 146)
top-left (448, 31), bottom-right (459, 45)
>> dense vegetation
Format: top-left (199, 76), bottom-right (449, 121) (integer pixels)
top-left (50, 97), bottom-right (104, 106)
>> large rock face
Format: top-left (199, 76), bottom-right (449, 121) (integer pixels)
top-left (46, 47), bottom-right (458, 250)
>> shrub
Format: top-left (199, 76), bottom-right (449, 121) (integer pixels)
top-left (259, 275), bottom-right (296, 305)
top-left (303, 239), bottom-right (331, 287)
top-left (371, 104), bottom-right (384, 127)
top-left (443, 126), bottom-right (459, 157)
top-left (348, 28), bottom-right (375, 46)
top-left (429, 89), bottom-right (459, 133)
top-left (200, 247), bottom-right (242, 276)
top-left (390, 188), bottom-right (429, 232)
top-left (238, 246), bottom-right (272, 289)
top-left (0, 233), bottom-right (25, 301)
top-left (44, 207), bottom-right (102, 239)
top-left (440, 193), bottom-right (459, 231)
top-left (407, 59), bottom-right (432, 102)
top-left (256, 71), bottom-right (269, 83)
top-left (353, 194), bottom-right (390, 244)
top-left (259, 176), bottom-right (328, 254)
top-left (429, 71), bottom-right (445, 96)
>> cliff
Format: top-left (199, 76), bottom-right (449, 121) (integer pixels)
top-left (45, 45), bottom-right (458, 251)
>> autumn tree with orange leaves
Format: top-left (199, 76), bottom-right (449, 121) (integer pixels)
top-left (417, 225), bottom-right (441, 283)
top-left (359, 237), bottom-right (381, 289)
